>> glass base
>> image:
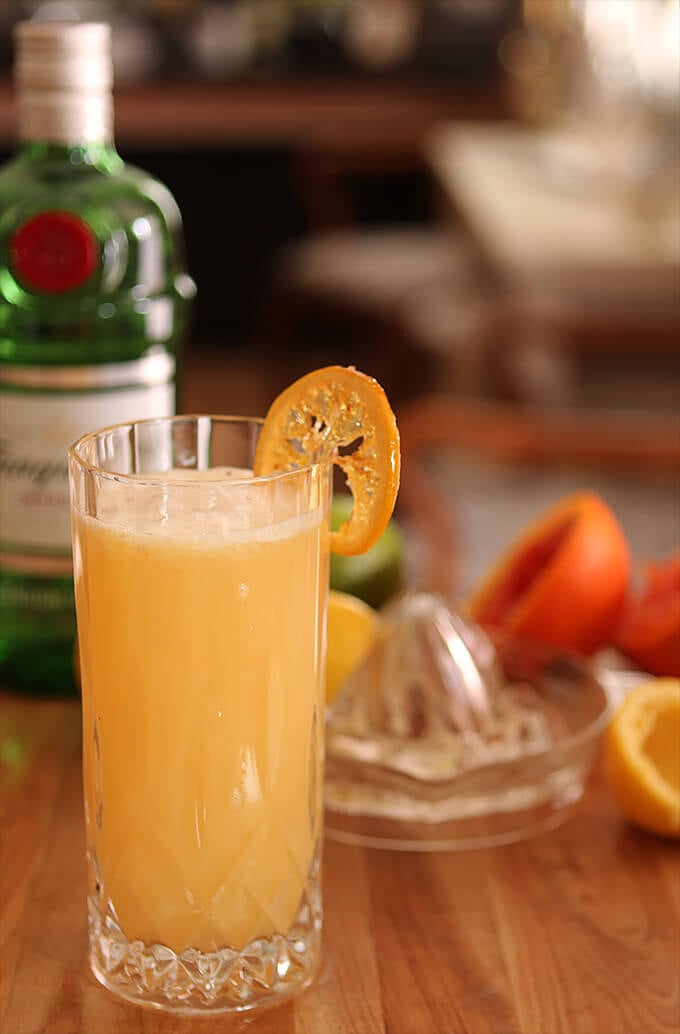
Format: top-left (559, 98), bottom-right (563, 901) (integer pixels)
top-left (88, 892), bottom-right (322, 1014)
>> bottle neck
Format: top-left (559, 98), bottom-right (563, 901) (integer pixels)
top-left (18, 88), bottom-right (113, 149)
top-left (16, 139), bottom-right (122, 174)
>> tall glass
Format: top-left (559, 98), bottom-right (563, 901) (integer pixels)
top-left (68, 416), bottom-right (330, 1014)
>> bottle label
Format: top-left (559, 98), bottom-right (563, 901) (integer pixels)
top-left (0, 358), bottom-right (175, 563)
top-left (10, 211), bottom-right (99, 294)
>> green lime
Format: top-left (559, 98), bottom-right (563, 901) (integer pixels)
top-left (330, 494), bottom-right (406, 610)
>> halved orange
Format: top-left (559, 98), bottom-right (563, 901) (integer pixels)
top-left (254, 366), bottom-right (400, 556)
top-left (614, 552), bottom-right (680, 677)
top-left (467, 491), bottom-right (630, 655)
top-left (604, 678), bottom-right (680, 838)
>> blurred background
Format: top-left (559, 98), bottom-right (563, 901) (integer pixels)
top-left (2, 0), bottom-right (678, 599)
top-left (1, 0), bottom-right (678, 420)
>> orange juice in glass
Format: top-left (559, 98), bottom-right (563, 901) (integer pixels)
top-left (69, 415), bottom-right (330, 1014)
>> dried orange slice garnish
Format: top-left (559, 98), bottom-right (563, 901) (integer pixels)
top-left (254, 366), bottom-right (400, 556)
top-left (604, 678), bottom-right (680, 838)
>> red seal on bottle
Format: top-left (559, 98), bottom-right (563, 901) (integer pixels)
top-left (10, 211), bottom-right (98, 294)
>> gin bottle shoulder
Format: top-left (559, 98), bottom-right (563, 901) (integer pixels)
top-left (0, 148), bottom-right (194, 365)
top-left (0, 148), bottom-right (181, 230)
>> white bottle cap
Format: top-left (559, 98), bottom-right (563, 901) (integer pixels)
top-left (14, 21), bottom-right (114, 146)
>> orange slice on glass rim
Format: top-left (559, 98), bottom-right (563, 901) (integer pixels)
top-left (254, 366), bottom-right (400, 556)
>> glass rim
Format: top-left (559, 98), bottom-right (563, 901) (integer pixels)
top-left (68, 412), bottom-right (327, 488)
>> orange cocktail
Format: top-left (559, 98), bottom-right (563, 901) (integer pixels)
top-left (70, 368), bottom-right (401, 1016)
top-left (70, 417), bottom-right (329, 1014)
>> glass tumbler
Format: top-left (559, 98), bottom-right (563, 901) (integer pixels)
top-left (68, 415), bottom-right (330, 1014)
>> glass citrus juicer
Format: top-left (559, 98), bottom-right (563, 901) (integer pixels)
top-left (249, 366), bottom-right (611, 852)
top-left (324, 591), bottom-right (611, 850)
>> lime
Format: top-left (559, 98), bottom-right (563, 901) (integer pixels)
top-left (330, 494), bottom-right (405, 610)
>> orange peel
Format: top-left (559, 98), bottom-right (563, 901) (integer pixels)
top-left (614, 552), bottom-right (680, 677)
top-left (467, 491), bottom-right (630, 655)
top-left (604, 678), bottom-right (680, 839)
top-left (254, 366), bottom-right (400, 556)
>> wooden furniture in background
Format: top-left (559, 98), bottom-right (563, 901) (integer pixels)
top-left (396, 396), bottom-right (680, 599)
top-left (0, 79), bottom-right (504, 153)
top-left (263, 226), bottom-right (474, 407)
top-left (424, 123), bottom-right (680, 406)
top-left (428, 124), bottom-right (680, 281)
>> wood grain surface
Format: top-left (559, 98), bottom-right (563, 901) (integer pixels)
top-left (1, 691), bottom-right (678, 1034)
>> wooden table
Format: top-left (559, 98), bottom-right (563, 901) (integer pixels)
top-left (1, 690), bottom-right (678, 1034)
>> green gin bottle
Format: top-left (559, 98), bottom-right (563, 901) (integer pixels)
top-left (0, 21), bottom-right (195, 695)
